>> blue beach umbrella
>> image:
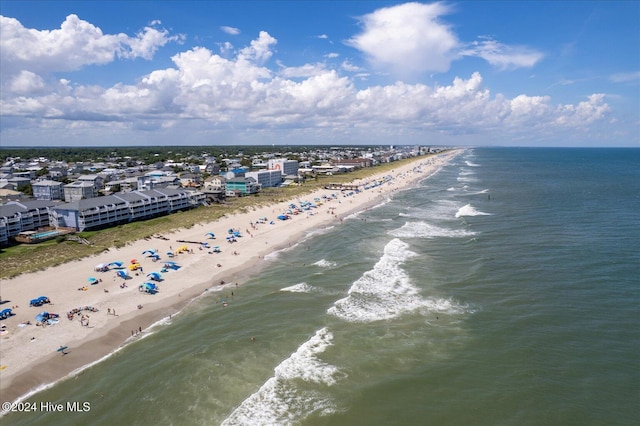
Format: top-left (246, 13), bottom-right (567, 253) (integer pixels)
top-left (146, 272), bottom-right (162, 281)
top-left (205, 232), bottom-right (216, 239)
top-left (88, 277), bottom-right (99, 284)
top-left (142, 249), bottom-right (156, 256)
top-left (116, 270), bottom-right (129, 279)
top-left (108, 261), bottom-right (124, 268)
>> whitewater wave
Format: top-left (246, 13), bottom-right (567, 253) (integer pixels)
top-left (280, 282), bottom-right (314, 293)
top-left (389, 221), bottom-right (476, 239)
top-left (222, 327), bottom-right (343, 425)
top-left (465, 161), bottom-right (480, 167)
top-left (313, 259), bottom-right (337, 268)
top-left (455, 204), bottom-right (491, 218)
top-left (327, 239), bottom-right (472, 323)
top-left (457, 176), bottom-right (479, 183)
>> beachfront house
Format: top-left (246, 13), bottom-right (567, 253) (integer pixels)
top-left (225, 177), bottom-right (260, 196)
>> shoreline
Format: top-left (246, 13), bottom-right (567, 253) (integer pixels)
top-left (0, 150), bottom-right (461, 406)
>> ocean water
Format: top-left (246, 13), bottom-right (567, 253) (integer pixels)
top-left (5, 148), bottom-right (639, 425)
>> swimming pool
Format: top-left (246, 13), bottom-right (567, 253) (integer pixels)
top-left (33, 230), bottom-right (63, 239)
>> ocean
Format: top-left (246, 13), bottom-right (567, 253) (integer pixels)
top-left (5, 148), bottom-right (639, 425)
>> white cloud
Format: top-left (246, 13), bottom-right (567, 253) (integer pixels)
top-left (9, 70), bottom-right (46, 95)
top-left (238, 31), bottom-right (277, 63)
top-left (0, 14), bottom-right (183, 76)
top-left (609, 71), bottom-right (640, 83)
top-left (346, 2), bottom-right (459, 78)
top-left (461, 38), bottom-right (543, 70)
top-left (0, 18), bottom-right (616, 146)
top-left (221, 26), bottom-right (241, 35)
top-left (341, 60), bottom-right (363, 73)
top-left (279, 63), bottom-right (328, 78)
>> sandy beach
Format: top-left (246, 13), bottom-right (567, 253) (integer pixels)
top-left (0, 150), bottom-right (459, 405)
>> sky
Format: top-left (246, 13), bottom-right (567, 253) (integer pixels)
top-left (0, 1), bottom-right (638, 147)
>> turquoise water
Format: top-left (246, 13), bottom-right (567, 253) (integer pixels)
top-left (32, 230), bottom-right (62, 239)
top-left (5, 148), bottom-right (639, 425)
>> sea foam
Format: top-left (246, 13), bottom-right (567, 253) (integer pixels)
top-left (313, 259), bottom-right (337, 268)
top-left (280, 282), bottom-right (314, 293)
top-left (389, 221), bottom-right (476, 239)
top-left (221, 327), bottom-right (342, 426)
top-left (455, 204), bottom-right (491, 218)
top-left (327, 239), bottom-right (423, 323)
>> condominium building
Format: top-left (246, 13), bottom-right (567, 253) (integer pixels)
top-left (49, 188), bottom-right (205, 232)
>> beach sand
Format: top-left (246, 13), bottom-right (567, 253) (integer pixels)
top-left (0, 150), bottom-right (460, 405)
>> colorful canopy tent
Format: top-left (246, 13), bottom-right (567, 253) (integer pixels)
top-left (94, 263), bottom-right (109, 272)
top-left (29, 296), bottom-right (50, 307)
top-left (146, 272), bottom-right (162, 281)
top-left (205, 232), bottom-right (216, 239)
top-left (163, 262), bottom-right (180, 270)
top-left (0, 309), bottom-right (13, 320)
top-left (108, 261), bottom-right (124, 268)
top-left (116, 270), bottom-right (130, 279)
top-left (139, 282), bottom-right (158, 294)
top-left (128, 263), bottom-right (141, 271)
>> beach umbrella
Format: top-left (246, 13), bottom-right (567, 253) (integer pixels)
top-left (116, 270), bottom-right (129, 279)
top-left (150, 253), bottom-right (161, 260)
top-left (205, 232), bottom-right (216, 239)
top-left (88, 277), bottom-right (99, 284)
top-left (146, 272), bottom-right (162, 281)
top-left (142, 249), bottom-right (156, 256)
top-left (108, 261), bottom-right (124, 268)
top-left (130, 259), bottom-right (138, 264)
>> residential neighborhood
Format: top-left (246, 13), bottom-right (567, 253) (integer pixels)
top-left (0, 145), bottom-right (440, 246)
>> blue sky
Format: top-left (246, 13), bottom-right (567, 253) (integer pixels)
top-left (1, 1), bottom-right (638, 147)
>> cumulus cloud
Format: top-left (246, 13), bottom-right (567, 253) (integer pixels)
top-left (0, 15), bottom-right (614, 146)
top-left (0, 14), bottom-right (183, 76)
top-left (346, 2), bottom-right (459, 78)
top-left (346, 2), bottom-right (544, 79)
